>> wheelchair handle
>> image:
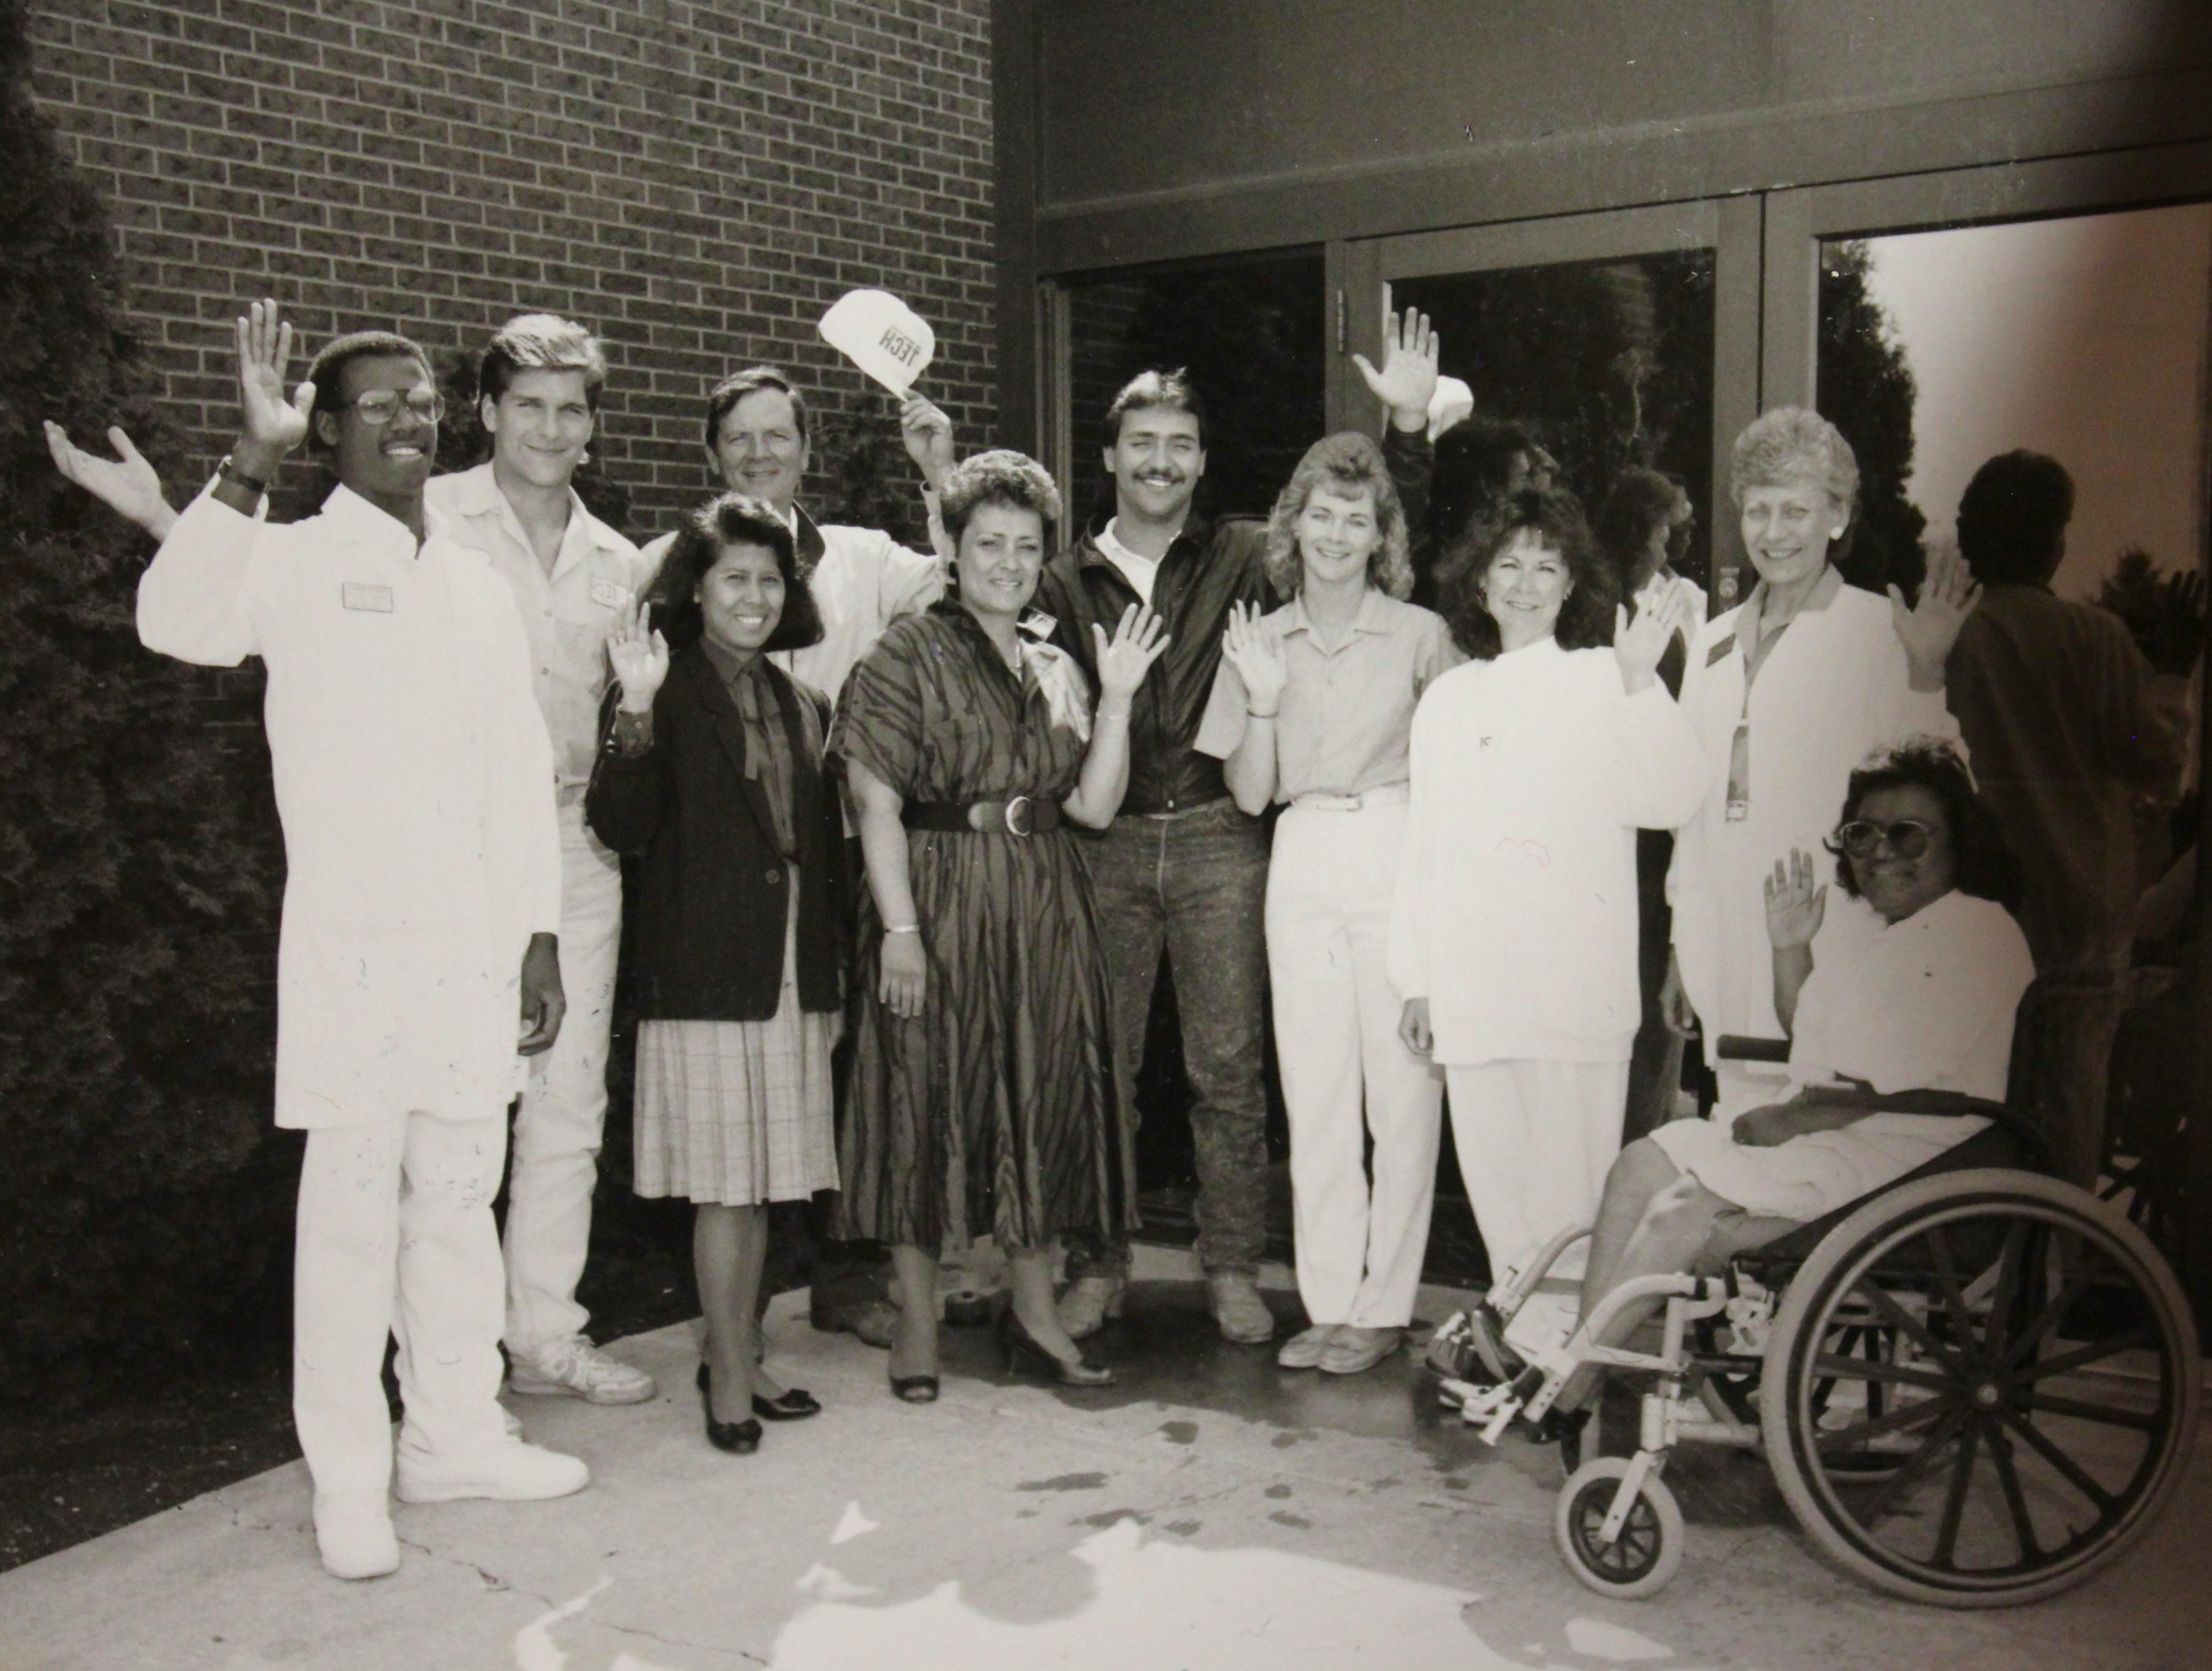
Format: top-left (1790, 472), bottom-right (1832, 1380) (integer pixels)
top-left (1714, 1034), bottom-right (1792, 1063)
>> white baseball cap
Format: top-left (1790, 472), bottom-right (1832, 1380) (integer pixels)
top-left (819, 289), bottom-right (935, 396)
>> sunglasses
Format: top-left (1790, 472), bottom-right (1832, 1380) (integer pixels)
top-left (1833, 818), bottom-right (1941, 859)
top-left (349, 388), bottom-right (444, 426)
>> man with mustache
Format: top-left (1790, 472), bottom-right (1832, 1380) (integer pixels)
top-left (1036, 317), bottom-right (1439, 1345)
top-left (130, 303), bottom-right (586, 1580)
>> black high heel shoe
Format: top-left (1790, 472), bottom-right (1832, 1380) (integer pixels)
top-left (695, 1364), bottom-right (762, 1454)
top-left (998, 1309), bottom-right (1116, 1388)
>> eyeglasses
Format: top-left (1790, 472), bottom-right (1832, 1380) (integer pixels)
top-left (350, 388), bottom-right (444, 426)
top-left (1833, 818), bottom-right (1940, 859)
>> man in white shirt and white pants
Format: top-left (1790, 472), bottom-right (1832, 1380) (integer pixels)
top-left (132, 304), bottom-right (588, 1581)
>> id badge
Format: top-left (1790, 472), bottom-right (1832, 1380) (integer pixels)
top-left (1725, 721), bottom-right (1750, 821)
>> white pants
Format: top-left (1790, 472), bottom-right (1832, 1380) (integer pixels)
top-left (294, 1110), bottom-right (510, 1496)
top-left (1269, 801), bottom-right (1443, 1329)
top-left (1445, 1059), bottom-right (1629, 1285)
top-left (503, 804), bottom-right (622, 1356)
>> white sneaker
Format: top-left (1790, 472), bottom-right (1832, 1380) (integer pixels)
top-left (395, 1436), bottom-right (589, 1504)
top-left (508, 1337), bottom-right (658, 1405)
top-left (313, 1491), bottom-right (399, 1580)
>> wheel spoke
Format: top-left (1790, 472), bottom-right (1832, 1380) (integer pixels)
top-left (2015, 1329), bottom-right (2156, 1385)
top-left (1863, 1404), bottom-right (1974, 1523)
top-left (1816, 1390), bottom-right (1966, 1453)
top-left (1931, 1420), bottom-right (1983, 1568)
top-left (1986, 1422), bottom-right (2044, 1565)
top-left (2005, 1238), bottom-right (2112, 1369)
top-left (1852, 1278), bottom-right (1962, 1370)
top-left (1812, 1353), bottom-right (1953, 1394)
top-left (1998, 1407), bottom-right (2121, 1522)
top-left (1924, 1228), bottom-right (1982, 1361)
top-left (2017, 1390), bottom-right (2163, 1433)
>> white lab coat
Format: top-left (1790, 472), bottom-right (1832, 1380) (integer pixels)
top-left (1388, 638), bottom-right (1705, 1065)
top-left (138, 484), bottom-right (561, 1129)
top-left (1668, 579), bottom-right (1961, 1043)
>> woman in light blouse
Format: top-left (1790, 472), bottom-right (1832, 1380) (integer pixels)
top-left (1198, 432), bottom-right (1460, 1376)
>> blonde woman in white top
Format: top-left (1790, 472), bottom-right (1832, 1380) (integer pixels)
top-left (1389, 489), bottom-right (1703, 1290)
top-left (1199, 432), bottom-right (1461, 1375)
top-left (1664, 409), bottom-right (1980, 1105)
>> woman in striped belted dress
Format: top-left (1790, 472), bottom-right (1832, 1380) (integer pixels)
top-left (831, 451), bottom-right (1168, 1399)
top-left (1198, 432), bottom-right (1463, 1376)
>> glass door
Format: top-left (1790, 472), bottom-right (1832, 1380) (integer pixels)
top-left (1341, 199), bottom-right (1761, 606)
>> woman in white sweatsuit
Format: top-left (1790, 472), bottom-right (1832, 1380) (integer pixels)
top-left (1390, 488), bottom-right (1703, 1287)
top-left (1663, 408), bottom-right (1979, 1107)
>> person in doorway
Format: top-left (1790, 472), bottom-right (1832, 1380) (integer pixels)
top-left (1198, 432), bottom-right (1461, 1375)
top-left (1036, 311), bottom-right (1441, 1348)
top-left (588, 495), bottom-right (844, 1455)
top-left (1664, 408), bottom-right (1979, 1112)
top-left (1389, 488), bottom-right (1704, 1295)
top-left (832, 451), bottom-right (1168, 1394)
top-left (1595, 467), bottom-right (1707, 1142)
top-left (1945, 450), bottom-right (2185, 1187)
top-left (129, 302), bottom-right (584, 1581)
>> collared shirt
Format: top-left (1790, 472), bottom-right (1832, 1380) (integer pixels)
top-left (1740, 563), bottom-right (1843, 692)
top-left (425, 464), bottom-right (645, 791)
top-left (1194, 587), bottom-right (1461, 799)
top-left (1947, 583), bottom-right (2184, 974)
top-left (701, 638), bottom-right (824, 859)
top-left (137, 481), bottom-right (561, 1130)
top-left (639, 504), bottom-right (943, 713)
top-left (1092, 519), bottom-right (1162, 604)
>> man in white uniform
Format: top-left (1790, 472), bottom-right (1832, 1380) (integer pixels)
top-left (641, 365), bottom-right (954, 1344)
top-left (53, 317), bottom-right (657, 1405)
top-left (135, 304), bottom-right (586, 1581)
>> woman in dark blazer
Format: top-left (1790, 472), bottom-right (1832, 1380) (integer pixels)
top-left (588, 492), bottom-right (844, 1455)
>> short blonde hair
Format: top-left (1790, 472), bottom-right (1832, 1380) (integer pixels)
top-left (1262, 432), bottom-right (1412, 601)
top-left (1730, 406), bottom-right (1859, 520)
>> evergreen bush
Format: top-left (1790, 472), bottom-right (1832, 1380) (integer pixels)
top-left (0, 0), bottom-right (290, 1405)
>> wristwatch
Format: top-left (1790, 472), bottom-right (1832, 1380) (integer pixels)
top-left (216, 454), bottom-right (269, 496)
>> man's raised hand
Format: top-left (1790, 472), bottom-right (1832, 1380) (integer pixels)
top-left (1352, 309), bottom-right (1440, 435)
top-left (233, 298), bottom-right (316, 470)
top-left (45, 422), bottom-right (179, 539)
top-left (899, 393), bottom-right (956, 491)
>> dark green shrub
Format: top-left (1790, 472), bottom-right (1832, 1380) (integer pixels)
top-left (0, 0), bottom-right (290, 1404)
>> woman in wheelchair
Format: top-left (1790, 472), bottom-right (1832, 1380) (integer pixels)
top-left (1477, 739), bottom-right (2034, 1409)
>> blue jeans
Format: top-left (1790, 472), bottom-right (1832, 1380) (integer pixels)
top-left (1066, 797), bottom-right (1271, 1277)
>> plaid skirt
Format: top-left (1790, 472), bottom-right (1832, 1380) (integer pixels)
top-left (633, 895), bottom-right (838, 1206)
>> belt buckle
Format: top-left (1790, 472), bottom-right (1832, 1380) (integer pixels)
top-left (1003, 794), bottom-right (1034, 837)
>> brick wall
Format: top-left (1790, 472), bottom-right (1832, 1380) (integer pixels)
top-left (28, 0), bottom-right (998, 536)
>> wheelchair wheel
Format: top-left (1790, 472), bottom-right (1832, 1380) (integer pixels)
top-left (1554, 1457), bottom-right (1684, 1599)
top-left (1761, 1169), bottom-right (2199, 1606)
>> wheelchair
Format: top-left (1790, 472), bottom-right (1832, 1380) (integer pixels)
top-left (1437, 1041), bottom-right (2202, 1606)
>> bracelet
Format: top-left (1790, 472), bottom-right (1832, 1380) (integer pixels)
top-left (884, 923), bottom-right (921, 935)
top-left (1246, 706), bottom-right (1280, 719)
top-left (216, 454), bottom-right (269, 496)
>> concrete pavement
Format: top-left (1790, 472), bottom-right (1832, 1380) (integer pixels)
top-left (1, 1248), bottom-right (2205, 1670)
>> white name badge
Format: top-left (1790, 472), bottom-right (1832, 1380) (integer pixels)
top-left (590, 577), bottom-right (629, 610)
top-left (342, 583), bottom-right (395, 613)
top-left (1019, 609), bottom-right (1057, 640)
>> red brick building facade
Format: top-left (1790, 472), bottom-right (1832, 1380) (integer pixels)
top-left (28, 0), bottom-right (997, 531)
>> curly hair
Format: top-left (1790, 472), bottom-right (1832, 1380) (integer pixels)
top-left (1260, 431), bottom-right (1413, 601)
top-left (1827, 738), bottom-right (2024, 912)
top-left (304, 330), bottom-right (434, 457)
top-left (939, 449), bottom-right (1063, 543)
top-left (1596, 467), bottom-right (1691, 591)
top-left (647, 491), bottom-right (824, 654)
top-left (1437, 486), bottom-right (1618, 660)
